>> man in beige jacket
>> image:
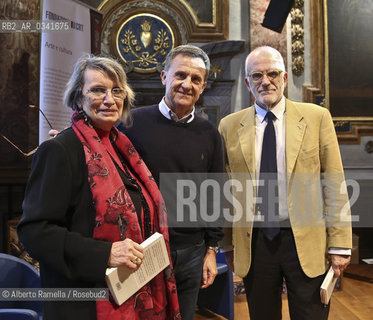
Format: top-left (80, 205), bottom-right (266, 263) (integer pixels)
top-left (219, 46), bottom-right (352, 319)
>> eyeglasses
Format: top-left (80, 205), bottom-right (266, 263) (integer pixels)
top-left (85, 87), bottom-right (126, 100)
top-left (0, 105), bottom-right (54, 157)
top-left (248, 70), bottom-right (283, 82)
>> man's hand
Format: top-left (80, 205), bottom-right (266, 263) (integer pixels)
top-left (328, 254), bottom-right (351, 278)
top-left (225, 250), bottom-right (234, 272)
top-left (200, 249), bottom-right (218, 289)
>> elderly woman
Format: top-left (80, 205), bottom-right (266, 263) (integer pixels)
top-left (17, 55), bottom-right (179, 320)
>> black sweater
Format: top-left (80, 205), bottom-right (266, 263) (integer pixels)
top-left (118, 105), bottom-right (224, 250)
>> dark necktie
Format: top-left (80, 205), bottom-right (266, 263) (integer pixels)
top-left (258, 111), bottom-right (280, 240)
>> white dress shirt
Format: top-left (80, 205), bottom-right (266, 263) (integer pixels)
top-left (159, 97), bottom-right (195, 123)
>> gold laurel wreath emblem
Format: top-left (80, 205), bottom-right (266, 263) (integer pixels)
top-left (120, 20), bottom-right (170, 68)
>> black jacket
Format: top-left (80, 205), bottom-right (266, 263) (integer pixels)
top-left (18, 128), bottom-right (112, 320)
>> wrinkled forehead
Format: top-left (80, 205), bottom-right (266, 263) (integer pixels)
top-left (171, 55), bottom-right (206, 70)
top-left (169, 54), bottom-right (208, 80)
top-left (83, 68), bottom-right (120, 86)
top-left (246, 51), bottom-right (285, 73)
top-left (84, 68), bottom-right (108, 80)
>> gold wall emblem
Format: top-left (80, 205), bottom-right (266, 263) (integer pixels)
top-left (116, 13), bottom-right (175, 73)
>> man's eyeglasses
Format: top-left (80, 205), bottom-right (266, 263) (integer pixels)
top-left (248, 70), bottom-right (283, 83)
top-left (85, 87), bottom-right (126, 101)
top-left (0, 105), bottom-right (54, 157)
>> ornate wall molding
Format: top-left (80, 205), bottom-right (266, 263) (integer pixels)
top-left (100, 1), bottom-right (184, 58)
top-left (302, 0), bottom-right (324, 105)
top-left (99, 0), bottom-right (228, 61)
top-left (335, 121), bottom-right (373, 145)
top-left (291, 0), bottom-right (305, 76)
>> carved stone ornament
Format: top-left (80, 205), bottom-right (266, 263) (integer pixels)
top-left (294, 0), bottom-right (304, 8)
top-left (291, 8), bottom-right (304, 24)
top-left (291, 1), bottom-right (305, 76)
top-left (292, 55), bottom-right (305, 76)
top-left (292, 40), bottom-right (304, 55)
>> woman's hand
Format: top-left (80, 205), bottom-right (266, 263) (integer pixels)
top-left (108, 238), bottom-right (144, 270)
top-left (49, 129), bottom-right (60, 137)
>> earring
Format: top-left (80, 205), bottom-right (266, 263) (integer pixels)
top-left (78, 109), bottom-right (89, 123)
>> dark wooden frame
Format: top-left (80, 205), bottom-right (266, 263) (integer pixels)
top-left (304, 0), bottom-right (373, 144)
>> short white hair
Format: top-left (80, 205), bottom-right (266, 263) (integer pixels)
top-left (245, 46), bottom-right (285, 76)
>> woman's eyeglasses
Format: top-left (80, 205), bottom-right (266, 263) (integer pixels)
top-left (0, 105), bottom-right (54, 157)
top-left (85, 87), bottom-right (126, 101)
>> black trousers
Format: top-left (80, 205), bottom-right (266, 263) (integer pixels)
top-left (170, 241), bottom-right (205, 320)
top-left (243, 228), bottom-right (330, 320)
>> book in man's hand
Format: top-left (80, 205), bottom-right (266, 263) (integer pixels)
top-left (320, 266), bottom-right (338, 305)
top-left (105, 232), bottom-right (170, 305)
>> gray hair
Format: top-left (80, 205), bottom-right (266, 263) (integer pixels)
top-left (63, 54), bottom-right (135, 125)
top-left (164, 45), bottom-right (210, 81)
top-left (245, 46), bottom-right (286, 76)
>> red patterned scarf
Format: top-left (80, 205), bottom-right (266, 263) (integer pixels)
top-left (71, 111), bottom-right (180, 320)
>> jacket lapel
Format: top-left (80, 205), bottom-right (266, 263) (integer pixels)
top-left (238, 107), bottom-right (256, 179)
top-left (285, 99), bottom-right (306, 176)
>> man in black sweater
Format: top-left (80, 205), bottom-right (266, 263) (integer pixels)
top-left (118, 45), bottom-right (224, 320)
